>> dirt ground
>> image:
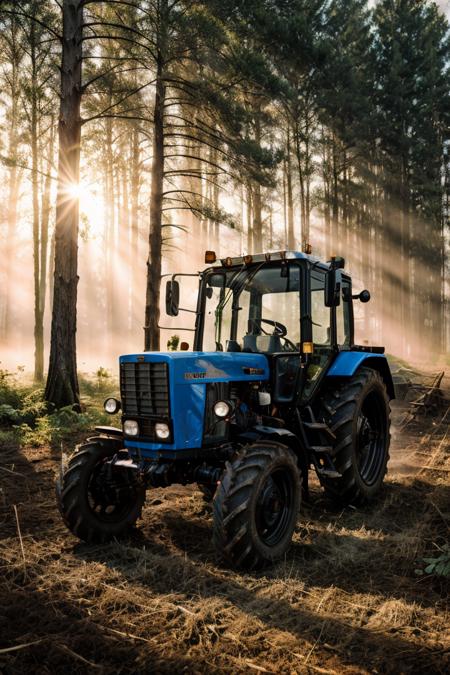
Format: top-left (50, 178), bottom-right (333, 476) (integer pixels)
top-left (0, 399), bottom-right (449, 674)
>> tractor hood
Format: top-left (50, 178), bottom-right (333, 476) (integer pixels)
top-left (118, 351), bottom-right (270, 457)
top-left (119, 351), bottom-right (270, 384)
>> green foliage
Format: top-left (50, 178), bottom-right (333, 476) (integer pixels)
top-left (78, 369), bottom-right (117, 397)
top-left (0, 368), bottom-right (116, 448)
top-left (0, 369), bottom-right (23, 409)
top-left (167, 334), bottom-right (180, 351)
top-left (16, 404), bottom-right (108, 447)
top-left (415, 545), bottom-right (450, 578)
top-left (0, 404), bottom-right (21, 424)
top-left (0, 372), bottom-right (47, 427)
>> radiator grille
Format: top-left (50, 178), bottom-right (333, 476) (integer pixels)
top-left (120, 362), bottom-right (170, 417)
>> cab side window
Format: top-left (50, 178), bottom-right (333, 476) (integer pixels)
top-left (311, 270), bottom-right (331, 346)
top-left (336, 278), bottom-right (351, 346)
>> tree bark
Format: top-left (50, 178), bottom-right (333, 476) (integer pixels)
top-left (144, 55), bottom-right (165, 351)
top-left (130, 121), bottom-right (140, 334)
top-left (2, 18), bottom-right (22, 343)
top-left (294, 124), bottom-right (306, 247)
top-left (252, 181), bottom-right (263, 252)
top-left (30, 19), bottom-right (43, 381)
top-left (286, 128), bottom-right (295, 249)
top-left (246, 182), bottom-right (252, 253)
top-left (45, 0), bottom-right (83, 408)
top-left (39, 115), bottom-right (56, 353)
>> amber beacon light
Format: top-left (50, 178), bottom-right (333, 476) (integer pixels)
top-left (205, 250), bottom-right (217, 264)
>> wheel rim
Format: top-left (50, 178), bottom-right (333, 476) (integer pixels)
top-left (255, 468), bottom-right (294, 546)
top-left (87, 459), bottom-right (139, 522)
top-left (356, 390), bottom-right (386, 486)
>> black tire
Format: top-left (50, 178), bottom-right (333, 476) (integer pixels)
top-left (319, 367), bottom-right (391, 505)
top-left (56, 438), bottom-right (145, 543)
top-left (213, 442), bottom-right (301, 570)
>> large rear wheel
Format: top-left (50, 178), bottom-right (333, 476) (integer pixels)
top-left (319, 367), bottom-right (390, 505)
top-left (56, 438), bottom-right (145, 543)
top-left (213, 442), bottom-right (301, 570)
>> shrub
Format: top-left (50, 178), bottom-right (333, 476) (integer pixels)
top-left (416, 544), bottom-right (450, 578)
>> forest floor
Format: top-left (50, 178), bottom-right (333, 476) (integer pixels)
top-left (0, 385), bottom-right (449, 674)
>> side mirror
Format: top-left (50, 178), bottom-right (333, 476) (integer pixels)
top-left (324, 269), bottom-right (342, 307)
top-left (165, 280), bottom-right (180, 316)
top-left (352, 289), bottom-right (371, 303)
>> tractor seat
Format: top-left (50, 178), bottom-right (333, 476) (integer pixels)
top-left (242, 334), bottom-right (282, 353)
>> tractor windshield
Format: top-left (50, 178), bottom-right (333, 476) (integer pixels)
top-left (202, 263), bottom-right (301, 353)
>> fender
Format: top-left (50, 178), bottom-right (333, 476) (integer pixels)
top-left (59, 433), bottom-right (125, 491)
top-left (94, 426), bottom-right (124, 439)
top-left (326, 352), bottom-right (395, 399)
top-left (239, 425), bottom-right (309, 492)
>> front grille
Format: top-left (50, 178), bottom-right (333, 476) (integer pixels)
top-left (120, 362), bottom-right (170, 417)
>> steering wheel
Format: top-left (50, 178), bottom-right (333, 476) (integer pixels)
top-left (250, 317), bottom-right (287, 336)
top-left (249, 318), bottom-right (297, 352)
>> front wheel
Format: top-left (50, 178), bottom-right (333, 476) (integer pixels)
top-left (56, 438), bottom-right (145, 543)
top-left (213, 442), bottom-right (301, 570)
top-left (319, 367), bottom-right (391, 505)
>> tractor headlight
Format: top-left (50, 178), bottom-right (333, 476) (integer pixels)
top-left (213, 400), bottom-right (231, 418)
top-left (104, 397), bottom-right (121, 414)
top-left (123, 420), bottom-right (139, 436)
top-left (155, 422), bottom-right (170, 440)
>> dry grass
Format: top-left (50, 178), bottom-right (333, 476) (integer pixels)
top-left (0, 408), bottom-right (449, 674)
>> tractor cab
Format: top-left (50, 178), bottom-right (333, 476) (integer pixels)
top-left (167, 250), bottom-right (383, 405)
top-left (57, 250), bottom-right (394, 571)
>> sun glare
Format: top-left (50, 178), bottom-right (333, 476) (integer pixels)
top-left (66, 181), bottom-right (105, 238)
top-left (66, 182), bottom-right (83, 200)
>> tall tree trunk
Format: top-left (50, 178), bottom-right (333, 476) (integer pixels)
top-left (282, 159), bottom-right (288, 245)
top-left (45, 0), bottom-right (83, 408)
top-left (38, 116), bottom-right (56, 356)
top-left (252, 113), bottom-right (263, 251)
top-left (144, 56), bottom-right (165, 351)
top-left (2, 27), bottom-right (21, 343)
top-left (294, 124), bottom-right (306, 246)
top-left (130, 122), bottom-right (140, 335)
top-left (331, 134), bottom-right (339, 246)
top-left (246, 182), bottom-right (252, 253)
top-left (105, 112), bottom-right (115, 341)
top-left (321, 127), bottom-right (332, 253)
top-left (30, 20), bottom-right (43, 381)
top-left (304, 109), bottom-right (311, 245)
top-left (252, 182), bottom-right (263, 251)
top-left (212, 143), bottom-right (220, 243)
top-left (286, 130), bottom-right (295, 249)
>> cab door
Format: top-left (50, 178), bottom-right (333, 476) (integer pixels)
top-left (302, 269), bottom-right (333, 398)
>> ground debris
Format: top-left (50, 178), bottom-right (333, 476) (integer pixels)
top-left (0, 409), bottom-right (449, 674)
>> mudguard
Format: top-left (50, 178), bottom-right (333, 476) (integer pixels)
top-left (239, 425), bottom-right (309, 491)
top-left (326, 352), bottom-right (395, 399)
top-left (94, 426), bottom-right (123, 439)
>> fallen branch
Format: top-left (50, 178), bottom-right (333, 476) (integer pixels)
top-left (0, 639), bottom-right (43, 654)
top-left (13, 505), bottom-right (26, 575)
top-left (0, 466), bottom-right (26, 477)
top-left (55, 643), bottom-right (103, 669)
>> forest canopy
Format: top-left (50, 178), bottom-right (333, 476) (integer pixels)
top-left (0, 0), bottom-right (449, 407)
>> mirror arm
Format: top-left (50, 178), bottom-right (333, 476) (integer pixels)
top-left (158, 325), bottom-right (196, 331)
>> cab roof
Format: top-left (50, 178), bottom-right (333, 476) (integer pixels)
top-left (214, 250), bottom-right (328, 269)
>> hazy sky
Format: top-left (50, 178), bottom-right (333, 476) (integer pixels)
top-left (369, 0), bottom-right (450, 14)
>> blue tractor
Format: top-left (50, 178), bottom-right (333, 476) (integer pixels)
top-left (57, 250), bottom-right (394, 569)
